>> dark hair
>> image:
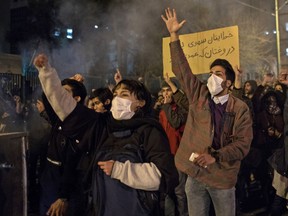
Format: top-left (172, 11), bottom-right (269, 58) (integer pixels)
top-left (260, 89), bottom-right (285, 112)
top-left (61, 78), bottom-right (87, 104)
top-left (113, 79), bottom-right (152, 116)
top-left (210, 59), bottom-right (235, 84)
top-left (244, 80), bottom-right (258, 94)
top-left (90, 87), bottom-right (113, 110)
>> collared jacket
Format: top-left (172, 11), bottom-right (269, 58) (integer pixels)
top-left (170, 40), bottom-right (253, 189)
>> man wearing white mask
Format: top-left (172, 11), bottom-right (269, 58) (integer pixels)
top-left (162, 8), bottom-right (253, 216)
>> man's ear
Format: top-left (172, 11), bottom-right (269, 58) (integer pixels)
top-left (225, 80), bottom-right (232, 89)
top-left (104, 99), bottom-right (111, 105)
top-left (138, 100), bottom-right (146, 108)
top-left (74, 96), bottom-right (81, 102)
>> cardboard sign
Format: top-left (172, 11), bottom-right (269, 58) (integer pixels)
top-left (162, 26), bottom-right (239, 76)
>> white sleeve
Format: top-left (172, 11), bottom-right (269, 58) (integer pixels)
top-left (111, 160), bottom-right (162, 191)
top-left (38, 66), bottom-right (77, 121)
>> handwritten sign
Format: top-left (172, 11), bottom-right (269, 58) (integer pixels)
top-left (162, 26), bottom-right (239, 76)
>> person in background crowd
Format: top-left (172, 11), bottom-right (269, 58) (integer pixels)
top-left (153, 90), bottom-right (164, 118)
top-left (88, 87), bottom-right (113, 113)
top-left (38, 78), bottom-right (87, 216)
top-left (159, 73), bottom-right (188, 216)
top-left (231, 67), bottom-right (255, 114)
top-left (33, 53), bottom-right (179, 216)
top-left (244, 80), bottom-right (258, 100)
top-left (161, 8), bottom-right (253, 216)
top-left (251, 72), bottom-right (286, 213)
top-left (268, 69), bottom-right (288, 215)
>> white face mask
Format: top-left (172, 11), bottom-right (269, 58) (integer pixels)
top-left (111, 96), bottom-right (135, 120)
top-left (207, 74), bottom-right (224, 96)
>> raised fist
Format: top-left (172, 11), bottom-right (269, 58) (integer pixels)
top-left (70, 73), bottom-right (84, 83)
top-left (33, 54), bottom-right (48, 69)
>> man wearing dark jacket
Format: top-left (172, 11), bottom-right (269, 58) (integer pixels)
top-left (40, 78), bottom-right (87, 216)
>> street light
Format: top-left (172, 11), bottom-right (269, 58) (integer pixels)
top-left (275, 0), bottom-right (281, 75)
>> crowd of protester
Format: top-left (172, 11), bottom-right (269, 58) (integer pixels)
top-left (1, 7), bottom-right (288, 216)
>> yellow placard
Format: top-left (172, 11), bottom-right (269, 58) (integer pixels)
top-left (162, 26), bottom-right (239, 76)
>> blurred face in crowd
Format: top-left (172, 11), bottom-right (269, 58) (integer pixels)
top-left (244, 82), bottom-right (253, 95)
top-left (161, 87), bottom-right (173, 98)
top-left (90, 97), bottom-right (107, 113)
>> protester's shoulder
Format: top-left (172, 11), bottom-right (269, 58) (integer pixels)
top-left (230, 94), bottom-right (250, 111)
top-left (66, 103), bottom-right (106, 122)
top-left (138, 118), bottom-right (166, 136)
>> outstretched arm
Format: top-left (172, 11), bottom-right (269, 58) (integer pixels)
top-left (164, 72), bottom-right (178, 93)
top-left (162, 8), bottom-right (204, 105)
top-left (34, 54), bottom-right (77, 121)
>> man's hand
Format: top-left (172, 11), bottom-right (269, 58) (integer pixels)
top-left (161, 8), bottom-right (186, 35)
top-left (233, 65), bottom-right (243, 78)
top-left (114, 69), bottom-right (122, 84)
top-left (233, 65), bottom-right (243, 89)
top-left (193, 153), bottom-right (216, 168)
top-left (98, 160), bottom-right (115, 176)
top-left (33, 54), bottom-right (49, 70)
top-left (163, 94), bottom-right (172, 104)
top-left (13, 95), bottom-right (21, 104)
top-left (46, 199), bottom-right (68, 216)
top-left (70, 74), bottom-right (84, 83)
top-left (164, 72), bottom-right (172, 84)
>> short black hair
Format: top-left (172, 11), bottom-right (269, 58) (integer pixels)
top-left (61, 78), bottom-right (87, 104)
top-left (90, 87), bottom-right (113, 110)
top-left (113, 79), bottom-right (152, 116)
top-left (90, 87), bottom-right (113, 102)
top-left (210, 59), bottom-right (235, 84)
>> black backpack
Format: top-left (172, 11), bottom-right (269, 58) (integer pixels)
top-left (85, 124), bottom-right (161, 216)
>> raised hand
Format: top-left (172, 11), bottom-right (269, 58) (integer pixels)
top-left (70, 73), bottom-right (84, 83)
top-left (233, 65), bottom-right (243, 89)
top-left (114, 69), bottom-right (122, 84)
top-left (33, 54), bottom-right (49, 70)
top-left (233, 65), bottom-right (243, 77)
top-left (161, 8), bottom-right (186, 35)
top-left (164, 72), bottom-right (171, 84)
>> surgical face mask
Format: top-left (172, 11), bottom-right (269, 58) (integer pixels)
top-left (111, 96), bottom-right (135, 120)
top-left (207, 74), bottom-right (224, 96)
